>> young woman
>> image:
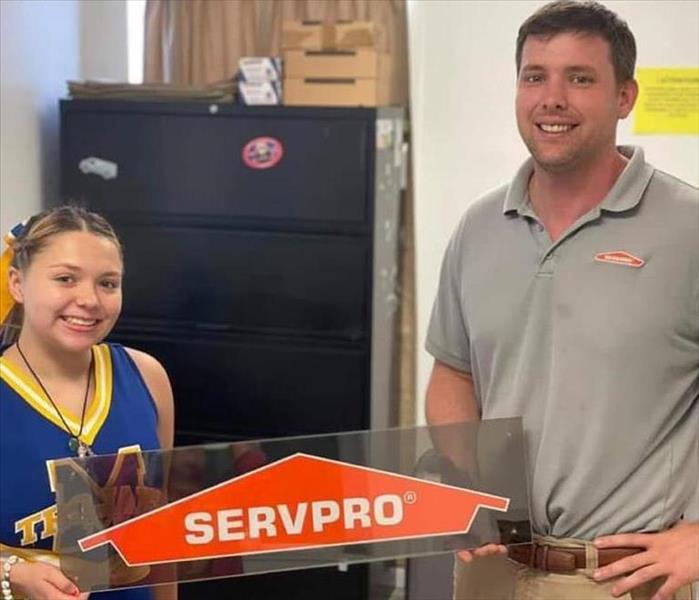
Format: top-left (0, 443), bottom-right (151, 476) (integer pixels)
top-left (0, 206), bottom-right (176, 600)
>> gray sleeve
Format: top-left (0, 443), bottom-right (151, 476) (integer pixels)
top-left (425, 219), bottom-right (472, 373)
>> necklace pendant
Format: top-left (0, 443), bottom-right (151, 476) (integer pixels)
top-left (69, 437), bottom-right (80, 453)
top-left (77, 441), bottom-right (93, 458)
top-left (78, 440), bottom-right (94, 458)
top-left (70, 437), bottom-right (92, 457)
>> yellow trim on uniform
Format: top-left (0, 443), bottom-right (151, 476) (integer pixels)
top-left (46, 459), bottom-right (58, 493)
top-left (0, 344), bottom-right (113, 446)
top-left (106, 445), bottom-right (146, 488)
top-left (0, 357), bottom-right (75, 430)
top-left (82, 344), bottom-right (112, 445)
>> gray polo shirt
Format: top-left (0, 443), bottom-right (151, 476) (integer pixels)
top-left (426, 146), bottom-right (699, 539)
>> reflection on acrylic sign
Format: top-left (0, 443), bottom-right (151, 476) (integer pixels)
top-left (79, 453), bottom-right (509, 566)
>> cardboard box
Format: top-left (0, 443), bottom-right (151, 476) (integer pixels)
top-left (282, 47), bottom-right (397, 107)
top-left (238, 57), bottom-right (282, 83)
top-left (283, 77), bottom-right (394, 107)
top-left (238, 81), bottom-right (282, 105)
top-left (282, 20), bottom-right (382, 50)
top-left (283, 49), bottom-right (386, 79)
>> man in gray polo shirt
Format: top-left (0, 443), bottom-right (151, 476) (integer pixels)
top-left (425, 2), bottom-right (699, 599)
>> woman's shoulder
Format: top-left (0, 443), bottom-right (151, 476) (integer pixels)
top-left (122, 345), bottom-right (164, 373)
top-left (109, 344), bottom-right (174, 447)
top-left (100, 342), bottom-right (164, 374)
top-left (118, 346), bottom-right (170, 394)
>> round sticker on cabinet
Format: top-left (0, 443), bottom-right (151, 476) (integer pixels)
top-left (242, 137), bottom-right (284, 170)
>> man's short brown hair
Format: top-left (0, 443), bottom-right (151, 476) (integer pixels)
top-left (516, 0), bottom-right (637, 83)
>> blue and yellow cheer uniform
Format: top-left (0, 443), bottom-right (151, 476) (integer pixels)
top-left (0, 343), bottom-right (160, 599)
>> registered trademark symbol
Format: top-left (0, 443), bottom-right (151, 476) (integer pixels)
top-left (404, 491), bottom-right (417, 504)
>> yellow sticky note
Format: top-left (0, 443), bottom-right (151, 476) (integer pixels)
top-left (634, 68), bottom-right (699, 135)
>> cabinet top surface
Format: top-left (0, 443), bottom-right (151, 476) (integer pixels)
top-left (61, 99), bottom-right (404, 120)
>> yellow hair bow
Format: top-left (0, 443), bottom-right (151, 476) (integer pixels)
top-left (0, 222), bottom-right (26, 323)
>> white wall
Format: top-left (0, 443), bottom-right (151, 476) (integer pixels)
top-left (0, 0), bottom-right (80, 235)
top-left (409, 0), bottom-right (699, 423)
top-left (0, 0), bottom-right (128, 236)
top-left (81, 0), bottom-right (128, 81)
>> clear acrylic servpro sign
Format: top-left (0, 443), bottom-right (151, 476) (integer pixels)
top-left (52, 419), bottom-right (531, 592)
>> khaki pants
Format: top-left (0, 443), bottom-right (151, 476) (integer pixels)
top-left (454, 537), bottom-right (695, 600)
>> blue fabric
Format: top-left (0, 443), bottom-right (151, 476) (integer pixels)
top-left (0, 343), bottom-right (161, 599)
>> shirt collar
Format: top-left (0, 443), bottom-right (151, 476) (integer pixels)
top-left (502, 146), bottom-right (655, 216)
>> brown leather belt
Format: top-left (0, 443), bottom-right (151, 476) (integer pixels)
top-left (508, 544), bottom-right (641, 573)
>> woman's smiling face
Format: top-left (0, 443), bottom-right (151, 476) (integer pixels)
top-left (9, 230), bottom-right (123, 354)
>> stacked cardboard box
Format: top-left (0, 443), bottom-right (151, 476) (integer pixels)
top-left (237, 57), bottom-right (283, 105)
top-left (282, 20), bottom-right (396, 107)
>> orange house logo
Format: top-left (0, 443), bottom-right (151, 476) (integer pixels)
top-left (594, 250), bottom-right (645, 268)
top-left (79, 453), bottom-right (509, 566)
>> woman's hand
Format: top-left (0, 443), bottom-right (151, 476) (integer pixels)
top-left (8, 560), bottom-right (88, 600)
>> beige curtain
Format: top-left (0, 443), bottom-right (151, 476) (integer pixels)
top-left (144, 1), bottom-right (257, 85)
top-left (144, 0), bottom-right (416, 426)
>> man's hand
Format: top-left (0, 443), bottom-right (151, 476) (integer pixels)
top-left (457, 543), bottom-right (507, 563)
top-left (593, 521), bottom-right (699, 600)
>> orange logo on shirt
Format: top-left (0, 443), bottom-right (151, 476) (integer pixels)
top-left (78, 453), bottom-right (509, 566)
top-left (594, 251), bottom-right (645, 268)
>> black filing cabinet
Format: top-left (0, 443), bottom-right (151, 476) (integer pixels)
top-left (59, 100), bottom-right (404, 599)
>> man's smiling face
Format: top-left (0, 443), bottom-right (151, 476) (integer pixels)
top-left (515, 31), bottom-right (636, 173)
